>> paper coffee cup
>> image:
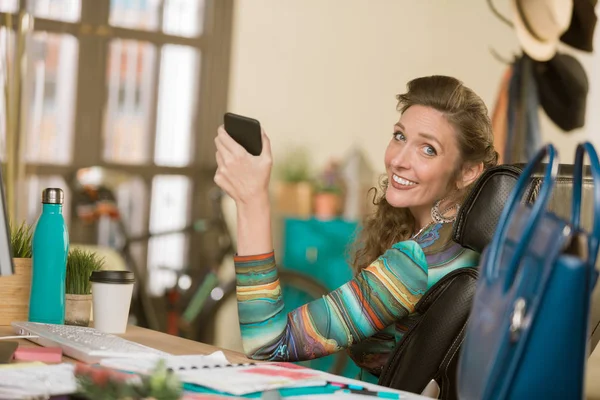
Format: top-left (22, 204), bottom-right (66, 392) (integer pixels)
top-left (90, 270), bottom-right (135, 334)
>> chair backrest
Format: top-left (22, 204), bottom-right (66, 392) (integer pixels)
top-left (378, 267), bottom-right (479, 400)
top-left (452, 163), bottom-right (600, 353)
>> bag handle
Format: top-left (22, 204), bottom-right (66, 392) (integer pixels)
top-left (485, 144), bottom-right (559, 289)
top-left (572, 142), bottom-right (600, 266)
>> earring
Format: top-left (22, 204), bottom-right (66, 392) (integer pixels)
top-left (431, 198), bottom-right (459, 224)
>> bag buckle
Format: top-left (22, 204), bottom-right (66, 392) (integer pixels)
top-left (509, 298), bottom-right (527, 342)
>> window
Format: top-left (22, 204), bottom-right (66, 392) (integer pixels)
top-left (0, 0), bottom-right (18, 13)
top-left (110, 0), bottom-right (161, 31)
top-left (163, 0), bottom-right (206, 37)
top-left (24, 33), bottom-right (79, 164)
top-left (104, 39), bottom-right (156, 164)
top-left (28, 0), bottom-right (82, 22)
top-left (109, 0), bottom-right (206, 37)
top-left (154, 45), bottom-right (200, 167)
top-left (147, 175), bottom-right (191, 295)
top-left (2, 0), bottom-right (233, 333)
top-left (0, 27), bottom-right (15, 162)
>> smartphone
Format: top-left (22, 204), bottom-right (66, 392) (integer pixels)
top-left (223, 113), bottom-right (263, 156)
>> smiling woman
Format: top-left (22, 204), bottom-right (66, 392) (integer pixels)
top-left (354, 76), bottom-right (499, 276)
top-left (213, 75), bottom-right (499, 383)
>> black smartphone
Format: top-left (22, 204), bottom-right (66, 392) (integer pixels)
top-left (223, 113), bottom-right (263, 156)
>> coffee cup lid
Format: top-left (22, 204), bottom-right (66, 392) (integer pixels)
top-left (90, 270), bottom-right (135, 284)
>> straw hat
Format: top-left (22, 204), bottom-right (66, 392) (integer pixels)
top-left (510, 0), bottom-right (574, 61)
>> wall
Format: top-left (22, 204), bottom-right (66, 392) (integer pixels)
top-left (227, 0), bottom-right (600, 173)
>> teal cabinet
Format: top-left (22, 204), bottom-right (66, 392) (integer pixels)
top-left (282, 217), bottom-right (358, 291)
top-left (280, 217), bottom-right (361, 378)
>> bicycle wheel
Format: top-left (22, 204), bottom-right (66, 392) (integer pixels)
top-left (195, 268), bottom-right (349, 376)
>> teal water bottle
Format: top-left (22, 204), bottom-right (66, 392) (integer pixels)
top-left (29, 188), bottom-right (70, 324)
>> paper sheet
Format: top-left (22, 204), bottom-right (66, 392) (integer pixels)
top-left (179, 364), bottom-right (328, 395)
top-left (0, 363), bottom-right (77, 399)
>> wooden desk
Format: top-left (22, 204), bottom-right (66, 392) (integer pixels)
top-left (0, 325), bottom-right (253, 364)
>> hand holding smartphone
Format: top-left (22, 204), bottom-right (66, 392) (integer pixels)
top-left (223, 113), bottom-right (263, 156)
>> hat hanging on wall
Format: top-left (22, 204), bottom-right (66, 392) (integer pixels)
top-left (510, 0), bottom-right (574, 61)
top-left (533, 52), bottom-right (589, 132)
top-left (560, 0), bottom-right (598, 52)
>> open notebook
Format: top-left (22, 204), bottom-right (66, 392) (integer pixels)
top-left (100, 352), bottom-right (328, 395)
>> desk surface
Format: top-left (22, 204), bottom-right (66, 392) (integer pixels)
top-left (0, 325), bottom-right (253, 364)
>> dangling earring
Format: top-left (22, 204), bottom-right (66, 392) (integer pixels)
top-left (431, 198), bottom-right (460, 224)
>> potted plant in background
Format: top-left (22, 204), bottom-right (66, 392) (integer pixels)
top-left (0, 221), bottom-right (34, 325)
top-left (312, 160), bottom-right (346, 220)
top-left (274, 147), bottom-right (314, 218)
top-left (65, 248), bottom-right (104, 327)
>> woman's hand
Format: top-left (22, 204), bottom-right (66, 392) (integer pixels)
top-left (214, 125), bottom-right (273, 206)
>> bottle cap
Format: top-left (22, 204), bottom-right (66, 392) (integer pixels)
top-left (42, 188), bottom-right (64, 204)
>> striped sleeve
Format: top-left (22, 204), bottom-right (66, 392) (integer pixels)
top-left (234, 240), bottom-right (428, 361)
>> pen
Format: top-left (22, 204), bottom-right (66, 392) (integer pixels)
top-left (340, 388), bottom-right (401, 398)
top-left (330, 382), bottom-right (401, 399)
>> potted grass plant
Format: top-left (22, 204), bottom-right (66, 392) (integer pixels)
top-left (0, 221), bottom-right (34, 325)
top-left (65, 248), bottom-right (104, 327)
top-left (11, 220), bottom-right (33, 259)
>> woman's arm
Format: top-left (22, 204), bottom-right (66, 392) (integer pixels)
top-left (236, 195), bottom-right (272, 256)
top-left (214, 125), bottom-right (273, 256)
top-left (235, 241), bottom-right (429, 361)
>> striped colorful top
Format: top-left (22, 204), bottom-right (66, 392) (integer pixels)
top-left (234, 221), bottom-right (480, 381)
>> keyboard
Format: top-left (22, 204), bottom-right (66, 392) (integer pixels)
top-left (12, 321), bottom-right (171, 364)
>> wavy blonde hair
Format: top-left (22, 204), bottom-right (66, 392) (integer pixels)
top-left (351, 76), bottom-right (499, 274)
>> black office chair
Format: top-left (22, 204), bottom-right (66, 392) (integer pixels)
top-left (378, 267), bottom-right (478, 400)
top-left (378, 162), bottom-right (599, 399)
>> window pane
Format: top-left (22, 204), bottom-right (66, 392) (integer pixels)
top-left (0, 28), bottom-right (15, 162)
top-left (110, 0), bottom-right (160, 31)
top-left (115, 175), bottom-right (148, 272)
top-left (26, 175), bottom-right (71, 226)
top-left (24, 33), bottom-right (79, 164)
top-left (163, 0), bottom-right (206, 37)
top-left (104, 40), bottom-right (156, 164)
top-left (147, 175), bottom-right (191, 295)
top-left (154, 45), bottom-right (200, 167)
top-left (28, 0), bottom-right (81, 22)
top-left (116, 176), bottom-right (148, 237)
top-left (0, 0), bottom-right (18, 13)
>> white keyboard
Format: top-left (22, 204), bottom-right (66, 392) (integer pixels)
top-left (12, 321), bottom-right (171, 364)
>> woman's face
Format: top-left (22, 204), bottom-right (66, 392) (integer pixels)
top-left (384, 105), bottom-right (463, 227)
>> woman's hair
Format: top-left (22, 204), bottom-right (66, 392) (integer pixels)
top-left (351, 75), bottom-right (499, 274)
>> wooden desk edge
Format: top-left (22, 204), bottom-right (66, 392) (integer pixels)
top-left (0, 324), bottom-right (253, 365)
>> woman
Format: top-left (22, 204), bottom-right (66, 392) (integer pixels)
top-left (214, 75), bottom-right (498, 382)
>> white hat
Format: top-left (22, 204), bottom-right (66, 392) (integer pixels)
top-left (510, 0), bottom-right (574, 61)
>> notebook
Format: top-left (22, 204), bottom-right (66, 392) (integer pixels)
top-left (100, 352), bottom-right (327, 396)
top-left (99, 351), bottom-right (232, 374)
top-left (178, 363), bottom-right (327, 395)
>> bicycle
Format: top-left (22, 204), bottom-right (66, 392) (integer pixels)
top-left (71, 166), bottom-right (349, 375)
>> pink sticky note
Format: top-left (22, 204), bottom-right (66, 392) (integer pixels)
top-left (13, 346), bottom-right (63, 363)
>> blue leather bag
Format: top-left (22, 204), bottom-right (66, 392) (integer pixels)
top-left (457, 142), bottom-right (600, 399)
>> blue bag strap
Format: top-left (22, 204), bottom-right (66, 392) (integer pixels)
top-left (572, 142), bottom-right (600, 266)
top-left (485, 144), bottom-right (559, 289)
